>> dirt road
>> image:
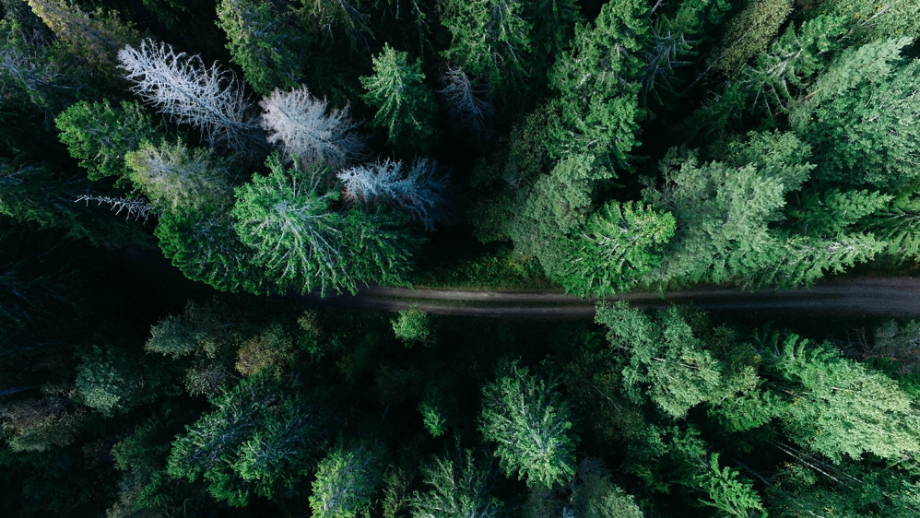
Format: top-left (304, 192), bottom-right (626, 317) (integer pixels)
top-left (297, 277), bottom-right (920, 318)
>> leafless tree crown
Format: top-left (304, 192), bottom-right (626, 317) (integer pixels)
top-left (259, 86), bottom-right (366, 171)
top-left (117, 39), bottom-right (259, 148)
top-left (337, 158), bottom-right (448, 230)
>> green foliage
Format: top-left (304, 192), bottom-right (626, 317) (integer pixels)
top-left (55, 99), bottom-right (165, 183)
top-left (391, 308), bottom-right (432, 346)
top-left (411, 449), bottom-right (503, 518)
top-left (764, 332), bottom-right (920, 462)
top-left (643, 131), bottom-right (882, 288)
top-left (821, 0), bottom-right (920, 40)
top-left (216, 0), bottom-right (303, 95)
top-left (232, 154), bottom-right (346, 295)
top-left (419, 401), bottom-right (447, 437)
top-left (0, 397), bottom-right (84, 452)
top-left (155, 205), bottom-right (266, 294)
top-left (547, 0), bottom-right (646, 166)
top-left (561, 201), bottom-right (675, 297)
top-left (505, 154), bottom-right (606, 283)
top-left (339, 205), bottom-right (417, 289)
top-left (168, 372), bottom-right (329, 505)
top-left (741, 14), bottom-right (849, 112)
top-left (75, 345), bottom-right (164, 416)
top-left (235, 324), bottom-right (294, 377)
top-left (710, 0), bottom-right (793, 76)
top-left (596, 302), bottom-right (727, 419)
top-left (26, 0), bottom-right (141, 75)
top-left (361, 44), bottom-right (437, 150)
top-left (441, 0), bottom-right (531, 93)
top-left (569, 460), bottom-right (644, 518)
top-left (126, 139), bottom-right (230, 210)
top-left (791, 38), bottom-right (920, 190)
top-left (479, 360), bottom-right (577, 488)
top-left (309, 440), bottom-right (384, 518)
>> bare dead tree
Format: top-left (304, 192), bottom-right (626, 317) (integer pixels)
top-left (259, 85), bottom-right (366, 171)
top-left (117, 39), bottom-right (262, 149)
top-left (438, 66), bottom-right (493, 139)
top-left (337, 158), bottom-right (448, 230)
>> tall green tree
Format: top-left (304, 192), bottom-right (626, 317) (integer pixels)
top-left (410, 449), bottom-right (504, 518)
top-left (216, 0), bottom-right (304, 95)
top-left (231, 153), bottom-right (346, 295)
top-left (560, 201), bottom-right (675, 297)
top-left (168, 373), bottom-right (330, 505)
top-left (479, 360), bottom-right (578, 488)
top-left (441, 0), bottom-right (532, 93)
top-left (309, 440), bottom-right (384, 518)
top-left (360, 44), bottom-right (437, 150)
top-left (55, 99), bottom-right (165, 184)
top-left (547, 0), bottom-right (647, 166)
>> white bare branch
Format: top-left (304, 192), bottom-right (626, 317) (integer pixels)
top-left (117, 39), bottom-right (260, 148)
top-left (438, 66), bottom-right (493, 137)
top-left (259, 86), bottom-right (366, 171)
top-left (75, 194), bottom-right (160, 223)
top-left (337, 158), bottom-right (449, 230)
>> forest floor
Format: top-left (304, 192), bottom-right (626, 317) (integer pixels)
top-left (296, 277), bottom-right (920, 319)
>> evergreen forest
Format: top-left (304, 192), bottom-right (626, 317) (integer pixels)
top-left (3, 0), bottom-right (920, 515)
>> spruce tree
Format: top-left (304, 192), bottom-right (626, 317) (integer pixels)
top-left (360, 44), bottom-right (437, 150)
top-left (216, 0), bottom-right (303, 95)
top-left (441, 0), bottom-right (531, 93)
top-left (479, 360), bottom-right (578, 488)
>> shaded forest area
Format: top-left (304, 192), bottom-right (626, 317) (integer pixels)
top-left (4, 0), bottom-right (920, 516)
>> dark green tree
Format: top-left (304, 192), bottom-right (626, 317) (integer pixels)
top-left (216, 0), bottom-right (304, 95)
top-left (360, 44), bottom-right (437, 150)
top-left (410, 449), bottom-right (503, 518)
top-left (441, 0), bottom-right (531, 94)
top-left (547, 0), bottom-right (646, 166)
top-left (168, 373), bottom-right (330, 505)
top-left (55, 99), bottom-right (165, 184)
top-left (309, 440), bottom-right (384, 518)
top-left (479, 360), bottom-right (578, 488)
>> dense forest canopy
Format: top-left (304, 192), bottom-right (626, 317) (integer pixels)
top-left (2, 0), bottom-right (920, 515)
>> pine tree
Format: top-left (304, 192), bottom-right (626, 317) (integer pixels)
top-left (560, 201), bottom-right (675, 297)
top-left (791, 38), bottom-right (920, 190)
top-left (75, 345), bottom-right (166, 417)
top-left (259, 85), bottom-right (365, 170)
top-left (568, 460), bottom-right (644, 518)
top-left (55, 99), bottom-right (165, 184)
top-left (231, 153), bottom-right (347, 295)
top-left (360, 44), bottom-right (437, 150)
top-left (125, 140), bottom-right (230, 210)
top-left (339, 205), bottom-right (418, 287)
top-left (547, 0), bottom-right (647, 166)
top-left (309, 441), bottom-right (384, 518)
top-left (216, 0), bottom-right (303, 95)
top-left (0, 19), bottom-right (86, 110)
top-left (479, 360), bottom-right (578, 488)
top-left (410, 449), bottom-right (503, 518)
top-left (155, 205), bottom-right (266, 294)
top-left (763, 332), bottom-right (920, 462)
top-left (595, 303), bottom-right (726, 419)
top-left (118, 39), bottom-right (262, 149)
top-left (741, 14), bottom-right (848, 113)
top-left (708, 0), bottom-right (793, 77)
top-left (441, 0), bottom-right (532, 93)
top-left (26, 0), bottom-right (140, 75)
top-left (168, 373), bottom-right (329, 505)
